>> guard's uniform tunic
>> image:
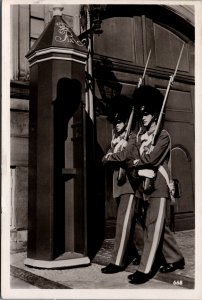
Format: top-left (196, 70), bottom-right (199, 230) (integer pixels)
top-left (103, 131), bottom-right (143, 267)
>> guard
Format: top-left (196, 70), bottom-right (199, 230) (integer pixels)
top-left (101, 98), bottom-right (144, 274)
top-left (126, 85), bottom-right (185, 284)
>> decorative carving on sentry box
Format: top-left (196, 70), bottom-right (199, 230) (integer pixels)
top-left (55, 22), bottom-right (84, 46)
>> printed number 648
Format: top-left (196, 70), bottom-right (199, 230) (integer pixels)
top-left (173, 280), bottom-right (183, 286)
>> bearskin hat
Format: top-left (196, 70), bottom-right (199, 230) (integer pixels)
top-left (108, 95), bottom-right (133, 124)
top-left (132, 85), bottom-right (164, 117)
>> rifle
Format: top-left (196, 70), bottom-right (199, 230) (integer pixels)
top-left (117, 49), bottom-right (151, 185)
top-left (151, 43), bottom-right (185, 147)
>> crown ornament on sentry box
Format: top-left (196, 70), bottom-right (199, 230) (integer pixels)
top-left (52, 6), bottom-right (64, 16)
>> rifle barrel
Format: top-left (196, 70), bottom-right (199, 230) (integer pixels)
top-left (122, 49), bottom-right (152, 141)
top-left (152, 43), bottom-right (185, 146)
top-left (173, 43), bottom-right (185, 78)
top-left (142, 49), bottom-right (151, 80)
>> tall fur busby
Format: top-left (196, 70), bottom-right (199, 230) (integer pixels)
top-left (132, 85), bottom-right (164, 117)
top-left (107, 95), bottom-right (133, 124)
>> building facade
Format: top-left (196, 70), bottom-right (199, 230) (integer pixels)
top-left (10, 4), bottom-right (195, 249)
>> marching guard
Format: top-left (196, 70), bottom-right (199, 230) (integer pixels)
top-left (127, 85), bottom-right (185, 284)
top-left (101, 98), bottom-right (144, 274)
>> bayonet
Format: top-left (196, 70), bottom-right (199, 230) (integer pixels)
top-left (151, 43), bottom-right (185, 146)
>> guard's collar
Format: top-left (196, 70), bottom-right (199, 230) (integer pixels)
top-left (147, 122), bottom-right (156, 135)
top-left (139, 122), bottom-right (156, 134)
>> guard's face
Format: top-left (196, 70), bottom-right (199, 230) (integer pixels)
top-left (115, 121), bottom-right (125, 133)
top-left (142, 112), bottom-right (153, 127)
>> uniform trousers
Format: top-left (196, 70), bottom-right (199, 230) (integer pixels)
top-left (138, 197), bottom-right (183, 274)
top-left (111, 194), bottom-right (144, 267)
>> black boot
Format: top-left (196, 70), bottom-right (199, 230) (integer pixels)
top-left (101, 263), bottom-right (124, 274)
top-left (159, 258), bottom-right (185, 273)
top-left (129, 271), bottom-right (151, 284)
top-left (128, 273), bottom-right (135, 280)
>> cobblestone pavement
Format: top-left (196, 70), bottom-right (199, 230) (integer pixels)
top-left (10, 230), bottom-right (194, 290)
top-left (11, 252), bottom-right (184, 290)
top-left (93, 230), bottom-right (195, 279)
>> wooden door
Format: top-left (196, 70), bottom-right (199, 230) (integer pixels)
top-left (93, 5), bottom-right (194, 230)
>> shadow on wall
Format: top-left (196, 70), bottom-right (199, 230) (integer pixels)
top-left (94, 58), bottom-right (122, 117)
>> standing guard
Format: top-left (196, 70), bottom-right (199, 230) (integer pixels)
top-left (101, 97), bottom-right (144, 274)
top-left (126, 85), bottom-right (185, 284)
